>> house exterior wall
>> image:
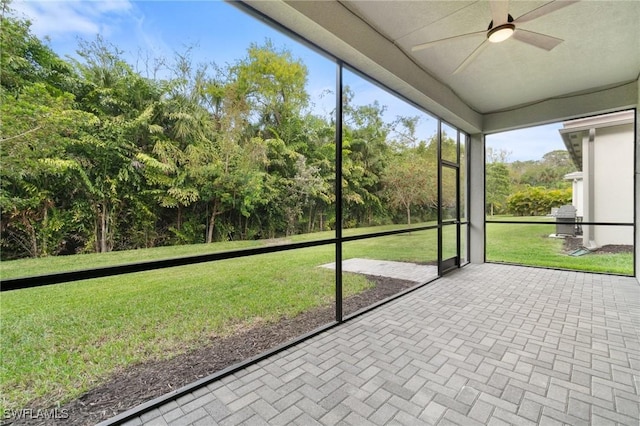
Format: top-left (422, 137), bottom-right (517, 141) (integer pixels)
top-left (573, 179), bottom-right (584, 218)
top-left (589, 123), bottom-right (634, 246)
top-left (562, 111), bottom-right (635, 249)
top-left (564, 172), bottom-right (584, 217)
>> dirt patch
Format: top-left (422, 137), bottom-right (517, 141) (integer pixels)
top-left (8, 275), bottom-right (418, 426)
top-left (563, 236), bottom-right (633, 255)
top-left (562, 236), bottom-right (584, 253)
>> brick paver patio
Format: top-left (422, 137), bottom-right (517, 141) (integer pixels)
top-left (121, 263), bottom-right (640, 425)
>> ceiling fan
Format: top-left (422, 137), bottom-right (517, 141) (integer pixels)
top-left (411, 0), bottom-right (578, 74)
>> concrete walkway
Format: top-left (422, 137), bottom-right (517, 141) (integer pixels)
top-left (320, 258), bottom-right (438, 283)
top-left (122, 264), bottom-right (640, 425)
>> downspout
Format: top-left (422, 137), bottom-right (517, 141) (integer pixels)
top-left (585, 128), bottom-right (597, 250)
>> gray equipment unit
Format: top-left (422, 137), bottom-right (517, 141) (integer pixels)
top-left (555, 205), bottom-right (577, 236)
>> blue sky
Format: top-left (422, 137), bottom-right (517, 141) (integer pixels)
top-left (486, 123), bottom-right (565, 162)
top-left (14, 1), bottom-right (271, 64)
top-left (12, 0), bottom-right (564, 161)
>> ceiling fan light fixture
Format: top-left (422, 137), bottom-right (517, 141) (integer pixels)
top-left (488, 23), bottom-right (515, 43)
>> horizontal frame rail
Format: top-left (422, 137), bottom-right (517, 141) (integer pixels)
top-left (486, 220), bottom-right (633, 226)
top-left (1, 224), bottom-right (446, 292)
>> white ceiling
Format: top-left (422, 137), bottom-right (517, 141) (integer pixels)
top-left (340, 0), bottom-right (640, 114)
top-left (241, 0), bottom-right (639, 133)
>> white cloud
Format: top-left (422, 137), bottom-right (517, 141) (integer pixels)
top-left (10, 0), bottom-right (172, 68)
top-left (11, 0), bottom-right (133, 39)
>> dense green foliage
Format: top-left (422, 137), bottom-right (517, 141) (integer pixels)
top-left (485, 162), bottom-right (511, 215)
top-left (506, 186), bottom-right (572, 216)
top-left (0, 12), bottom-right (452, 260)
top-left (0, 10), bottom-right (575, 260)
top-left (486, 148), bottom-right (576, 216)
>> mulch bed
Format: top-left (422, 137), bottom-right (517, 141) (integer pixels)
top-left (9, 275), bottom-right (418, 426)
top-left (563, 236), bottom-right (633, 254)
top-left (592, 244), bottom-right (633, 254)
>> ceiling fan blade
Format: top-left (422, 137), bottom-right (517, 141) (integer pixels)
top-left (453, 40), bottom-right (489, 74)
top-left (514, 0), bottom-right (579, 24)
top-left (411, 30), bottom-right (485, 52)
top-left (512, 29), bottom-right (563, 50)
top-left (489, 0), bottom-right (510, 26)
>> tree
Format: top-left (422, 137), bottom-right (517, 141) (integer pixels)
top-left (486, 148), bottom-right (578, 219)
top-left (486, 147), bottom-right (511, 164)
top-left (297, 113), bottom-right (336, 232)
top-left (282, 154), bottom-right (330, 235)
top-left (382, 151), bottom-right (431, 225)
top-left (233, 40), bottom-right (309, 141)
top-left (0, 84), bottom-right (95, 257)
top-left (141, 54), bottom-right (216, 242)
top-left (3, 15), bottom-right (466, 257)
top-left (68, 37), bottom-right (162, 252)
top-left (341, 87), bottom-right (390, 226)
top-left (542, 149), bottom-right (573, 169)
top-left (0, 10), bottom-right (95, 258)
top-left (380, 121), bottom-right (447, 225)
top-left (0, 2), bottom-right (75, 96)
top-left (485, 162), bottom-right (511, 216)
top-left (229, 41), bottom-right (326, 237)
top-left (510, 150), bottom-right (576, 190)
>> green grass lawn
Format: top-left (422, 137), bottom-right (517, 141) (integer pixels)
top-left (0, 222), bottom-right (436, 280)
top-left (486, 218), bottom-right (634, 275)
top-left (0, 220), bottom-right (633, 413)
top-left (0, 223), bottom-right (440, 413)
top-left (0, 239), bottom-right (265, 280)
top-left (1, 246), bottom-right (356, 412)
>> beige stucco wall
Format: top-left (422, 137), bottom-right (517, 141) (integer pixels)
top-left (573, 179), bottom-right (584, 218)
top-left (590, 123), bottom-right (634, 245)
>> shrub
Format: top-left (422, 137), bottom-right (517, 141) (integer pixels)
top-left (507, 186), bottom-right (571, 216)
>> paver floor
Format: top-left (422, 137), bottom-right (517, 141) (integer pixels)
top-left (122, 264), bottom-right (640, 425)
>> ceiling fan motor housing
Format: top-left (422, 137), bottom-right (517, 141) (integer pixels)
top-left (487, 14), bottom-right (515, 43)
